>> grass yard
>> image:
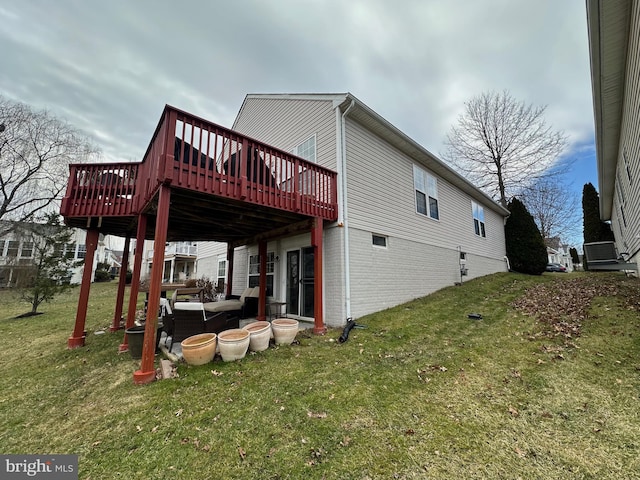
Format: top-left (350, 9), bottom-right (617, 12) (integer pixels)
top-left (0, 272), bottom-right (639, 479)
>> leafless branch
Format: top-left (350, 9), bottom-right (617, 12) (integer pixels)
top-left (0, 95), bottom-right (99, 226)
top-left (442, 90), bottom-right (567, 207)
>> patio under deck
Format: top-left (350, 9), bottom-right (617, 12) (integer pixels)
top-left (60, 105), bottom-right (338, 384)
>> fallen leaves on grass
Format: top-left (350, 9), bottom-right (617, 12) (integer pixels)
top-left (307, 411), bottom-right (327, 419)
top-left (512, 276), bottom-right (622, 347)
top-left (417, 365), bottom-right (448, 382)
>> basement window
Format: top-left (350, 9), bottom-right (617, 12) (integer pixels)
top-left (372, 234), bottom-right (387, 248)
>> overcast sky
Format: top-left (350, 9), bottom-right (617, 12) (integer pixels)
top-left (0, 0), bottom-right (596, 201)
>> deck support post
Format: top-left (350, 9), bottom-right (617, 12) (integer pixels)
top-left (120, 214), bottom-right (147, 353)
top-left (257, 241), bottom-right (267, 321)
top-left (134, 185), bottom-right (171, 385)
top-left (110, 235), bottom-right (131, 332)
top-left (311, 217), bottom-right (326, 335)
top-left (67, 227), bottom-right (100, 348)
top-left (226, 244), bottom-right (234, 297)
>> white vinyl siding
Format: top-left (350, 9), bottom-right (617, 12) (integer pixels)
top-left (230, 95), bottom-right (509, 326)
top-left (613, 1), bottom-right (640, 260)
top-left (232, 96), bottom-right (337, 171)
top-left (344, 119), bottom-right (506, 261)
top-left (347, 228), bottom-right (506, 319)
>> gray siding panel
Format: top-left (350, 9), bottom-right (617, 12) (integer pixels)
top-left (229, 95), bottom-right (508, 325)
top-left (347, 228), bottom-right (507, 319)
top-left (233, 97), bottom-right (338, 171)
top-left (344, 119), bottom-right (506, 260)
top-left (614, 1), bottom-right (640, 263)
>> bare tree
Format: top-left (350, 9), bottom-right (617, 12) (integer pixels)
top-left (0, 96), bottom-right (98, 235)
top-left (521, 176), bottom-right (581, 244)
top-left (443, 90), bottom-right (567, 207)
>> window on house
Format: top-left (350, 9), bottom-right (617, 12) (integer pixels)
top-left (64, 243), bottom-right (76, 259)
top-left (6, 241), bottom-right (19, 257)
top-left (292, 135), bottom-right (316, 163)
top-left (20, 242), bottom-right (33, 258)
top-left (77, 244), bottom-right (86, 259)
top-left (248, 252), bottom-right (275, 296)
top-left (472, 201), bottom-right (486, 237)
top-left (623, 148), bottom-right (632, 184)
top-left (621, 205), bottom-right (627, 228)
top-left (0, 240), bottom-right (5, 256)
top-left (217, 259), bottom-right (226, 291)
top-left (413, 165), bottom-right (439, 220)
top-left (372, 234), bottom-right (387, 248)
top-left (288, 135), bottom-right (318, 196)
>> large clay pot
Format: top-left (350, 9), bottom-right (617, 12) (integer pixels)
top-left (242, 321), bottom-right (271, 352)
top-left (181, 333), bottom-right (217, 366)
top-left (217, 329), bottom-right (250, 362)
top-left (271, 318), bottom-right (299, 345)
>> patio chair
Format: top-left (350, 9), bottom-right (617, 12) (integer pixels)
top-left (203, 286), bottom-right (259, 319)
top-left (168, 302), bottom-right (239, 352)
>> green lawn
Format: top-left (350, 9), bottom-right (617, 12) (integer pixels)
top-left (1, 272), bottom-right (639, 479)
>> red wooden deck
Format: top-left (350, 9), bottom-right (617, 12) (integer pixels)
top-left (61, 105), bottom-right (338, 242)
top-left (62, 105), bottom-right (336, 384)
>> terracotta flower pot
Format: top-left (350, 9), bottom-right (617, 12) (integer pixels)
top-left (181, 333), bottom-right (217, 366)
top-left (242, 321), bottom-right (271, 352)
top-left (217, 328), bottom-right (250, 361)
top-left (271, 318), bottom-right (299, 345)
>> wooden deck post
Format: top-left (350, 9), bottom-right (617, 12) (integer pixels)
top-left (311, 217), bottom-right (326, 334)
top-left (257, 240), bottom-right (267, 321)
top-left (67, 227), bottom-right (100, 348)
top-left (119, 215), bottom-right (147, 353)
top-left (110, 235), bottom-right (130, 332)
top-left (134, 185), bottom-right (171, 384)
top-left (226, 244), bottom-right (234, 297)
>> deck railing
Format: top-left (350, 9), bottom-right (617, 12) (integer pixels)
top-left (61, 105), bottom-right (338, 222)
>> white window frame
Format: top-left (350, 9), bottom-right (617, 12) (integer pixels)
top-left (217, 258), bottom-right (226, 290)
top-left (6, 240), bottom-right (19, 257)
top-left (292, 134), bottom-right (317, 163)
top-left (372, 234), bottom-right (388, 248)
top-left (248, 252), bottom-right (275, 296)
top-left (20, 241), bottom-right (34, 258)
top-left (472, 201), bottom-right (486, 238)
top-left (413, 165), bottom-right (439, 220)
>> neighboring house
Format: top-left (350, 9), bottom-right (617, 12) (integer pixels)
top-left (547, 247), bottom-right (574, 272)
top-left (587, 0), bottom-right (640, 264)
top-left (139, 241), bottom-right (198, 283)
top-left (197, 93), bottom-right (510, 325)
top-left (0, 221), bottom-right (101, 287)
top-left (545, 237), bottom-right (574, 272)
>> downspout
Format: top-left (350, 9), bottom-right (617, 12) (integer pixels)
top-left (336, 98), bottom-right (356, 320)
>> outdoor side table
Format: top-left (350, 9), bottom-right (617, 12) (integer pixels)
top-left (267, 301), bottom-right (287, 321)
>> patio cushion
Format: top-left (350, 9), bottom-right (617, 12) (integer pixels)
top-left (203, 299), bottom-right (243, 313)
top-left (174, 301), bottom-right (205, 311)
